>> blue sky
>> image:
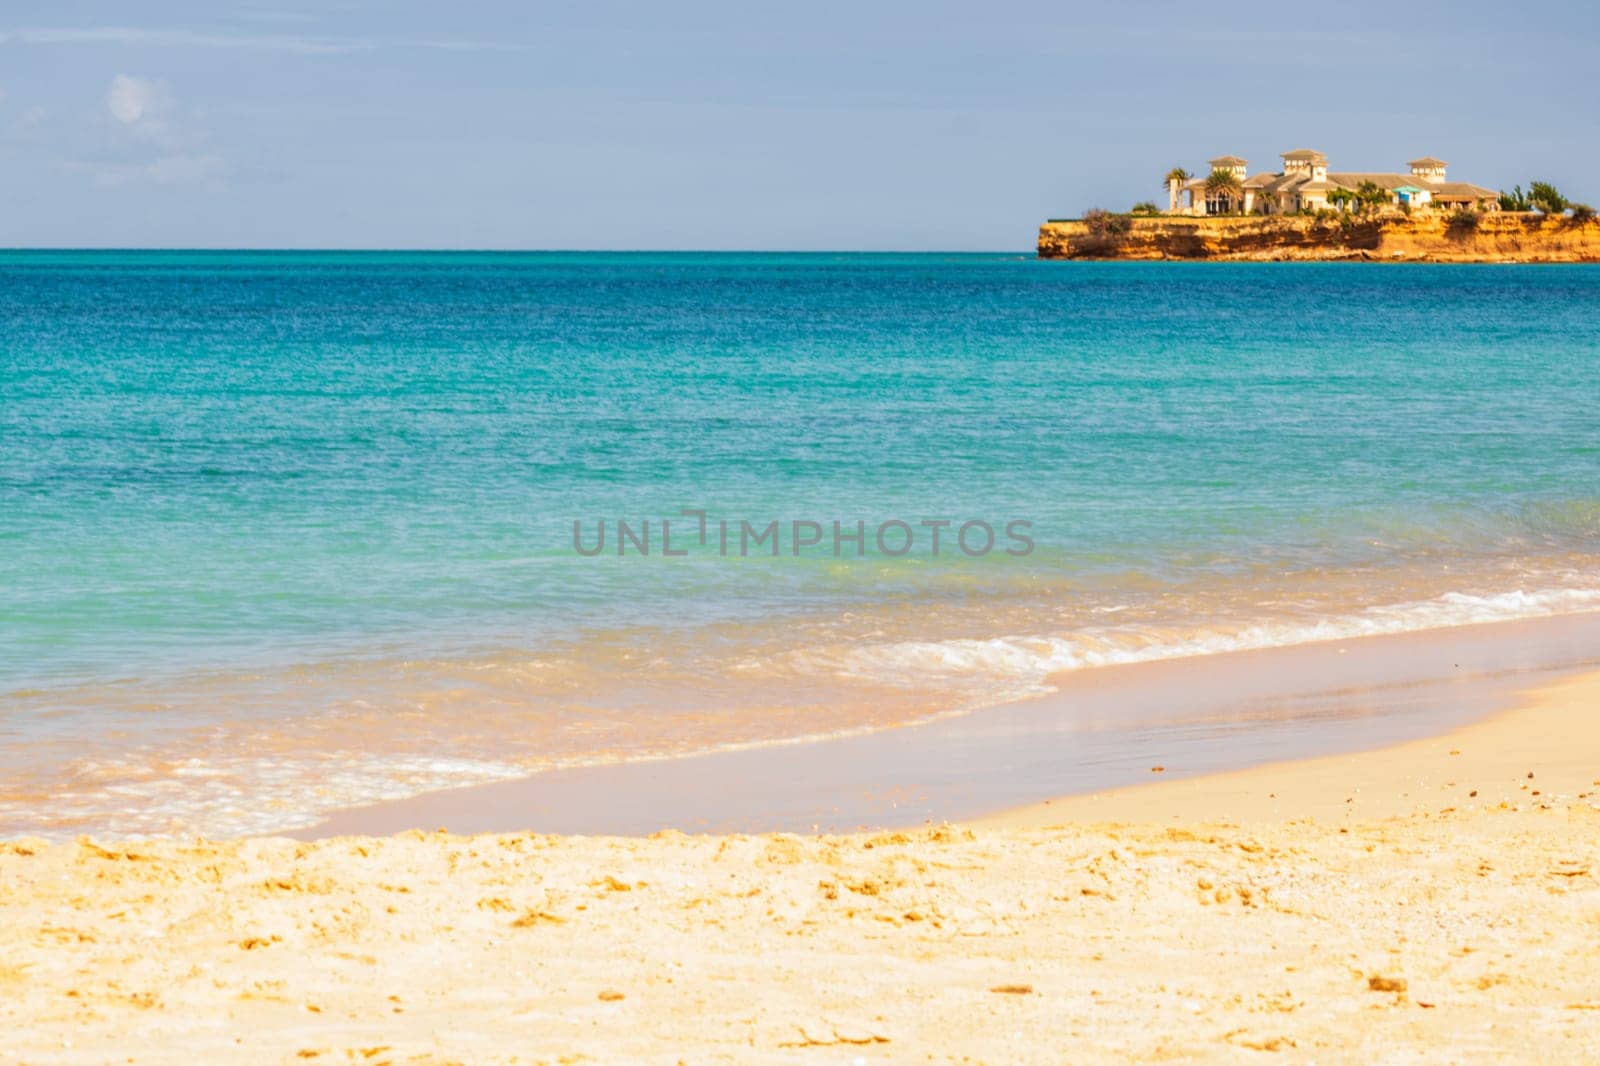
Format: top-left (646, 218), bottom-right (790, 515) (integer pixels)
top-left (1, 1), bottom-right (1596, 249)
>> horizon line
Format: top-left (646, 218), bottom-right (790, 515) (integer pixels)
top-left (0, 246), bottom-right (1036, 255)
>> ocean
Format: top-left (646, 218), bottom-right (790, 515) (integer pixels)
top-left (3, 250), bottom-right (1599, 836)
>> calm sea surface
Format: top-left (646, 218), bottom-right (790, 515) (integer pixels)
top-left (3, 251), bottom-right (1599, 835)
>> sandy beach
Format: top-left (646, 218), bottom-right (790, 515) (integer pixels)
top-left (6, 11), bottom-right (1600, 1062)
top-left (5, 668), bottom-right (1599, 1063)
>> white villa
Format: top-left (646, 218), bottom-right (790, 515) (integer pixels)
top-left (1169, 150), bottom-right (1500, 215)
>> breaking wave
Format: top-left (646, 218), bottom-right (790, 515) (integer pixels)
top-left (833, 585), bottom-right (1600, 695)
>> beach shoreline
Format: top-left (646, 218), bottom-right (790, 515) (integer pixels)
top-left (5, 665), bottom-right (1600, 1061)
top-left (301, 610), bottom-right (1600, 838)
top-left (983, 667), bottom-right (1600, 826)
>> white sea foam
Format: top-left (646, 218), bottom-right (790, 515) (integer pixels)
top-left (13, 584), bottom-right (1600, 840)
top-left (0, 754), bottom-right (531, 840)
top-left (834, 585), bottom-right (1600, 694)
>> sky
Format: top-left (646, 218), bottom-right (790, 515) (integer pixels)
top-left (1, 0), bottom-right (1597, 250)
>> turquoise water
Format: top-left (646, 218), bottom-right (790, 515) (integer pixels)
top-left (3, 251), bottom-right (1599, 834)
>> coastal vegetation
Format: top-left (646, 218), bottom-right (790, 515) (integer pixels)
top-left (1355, 181), bottom-right (1391, 213)
top-left (1081, 207), bottom-right (1131, 237)
top-left (1162, 167), bottom-right (1192, 214)
top-left (1203, 167), bottom-right (1242, 201)
top-left (1529, 181), bottom-right (1568, 215)
top-left (1322, 181), bottom-right (1391, 216)
top-left (1498, 180), bottom-right (1586, 218)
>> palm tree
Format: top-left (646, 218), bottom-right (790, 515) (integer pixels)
top-left (1203, 168), bottom-right (1242, 214)
top-left (1164, 167), bottom-right (1191, 213)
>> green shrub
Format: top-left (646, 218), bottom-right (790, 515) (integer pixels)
top-left (1568, 203), bottom-right (1596, 224)
top-left (1448, 208), bottom-right (1481, 232)
top-left (1130, 201), bottom-right (1161, 215)
top-left (1529, 181), bottom-right (1568, 215)
top-left (1498, 185), bottom-right (1531, 211)
top-left (1354, 180), bottom-right (1390, 215)
top-left (1082, 208), bottom-right (1133, 238)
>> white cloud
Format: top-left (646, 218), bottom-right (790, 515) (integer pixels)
top-left (106, 74), bottom-right (168, 126)
top-left (70, 76), bottom-right (225, 188)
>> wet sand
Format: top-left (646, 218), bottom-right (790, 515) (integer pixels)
top-left (986, 666), bottom-right (1600, 827)
top-left (4, 651), bottom-right (1600, 1061)
top-left (308, 611), bottom-right (1600, 837)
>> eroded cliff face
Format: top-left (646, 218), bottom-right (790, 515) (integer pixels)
top-left (1037, 213), bottom-right (1600, 262)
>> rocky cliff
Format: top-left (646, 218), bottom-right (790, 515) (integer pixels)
top-left (1037, 213), bottom-right (1600, 262)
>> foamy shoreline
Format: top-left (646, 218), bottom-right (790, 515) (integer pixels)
top-left (9, 579), bottom-right (1600, 840)
top-left (302, 609), bottom-right (1600, 837)
top-left (5, 669), bottom-right (1600, 1061)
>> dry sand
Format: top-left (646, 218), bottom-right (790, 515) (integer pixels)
top-left (5, 673), bottom-right (1600, 1063)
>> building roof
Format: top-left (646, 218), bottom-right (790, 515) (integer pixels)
top-left (1208, 155), bottom-right (1248, 166)
top-left (1429, 181), bottom-right (1496, 198)
top-left (1281, 148), bottom-right (1327, 161)
top-left (1407, 156), bottom-right (1449, 168)
top-left (1245, 172), bottom-right (1492, 198)
top-left (1246, 172), bottom-right (1311, 194)
top-left (1327, 172), bottom-right (1417, 191)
